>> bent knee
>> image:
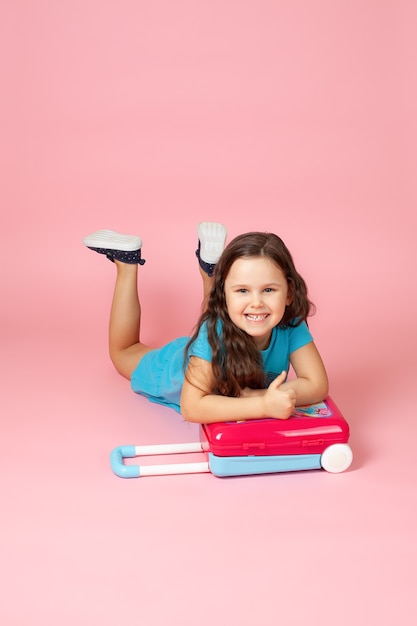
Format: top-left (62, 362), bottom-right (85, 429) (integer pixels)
top-left (110, 353), bottom-right (134, 380)
top-left (109, 345), bottom-right (152, 381)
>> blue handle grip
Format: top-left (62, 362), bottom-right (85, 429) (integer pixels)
top-left (110, 445), bottom-right (140, 478)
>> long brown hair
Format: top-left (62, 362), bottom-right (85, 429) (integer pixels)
top-left (186, 232), bottom-right (314, 397)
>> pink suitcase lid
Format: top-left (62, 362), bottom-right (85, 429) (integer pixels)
top-left (200, 397), bottom-right (350, 457)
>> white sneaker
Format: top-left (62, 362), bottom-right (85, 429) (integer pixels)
top-left (197, 222), bottom-right (227, 264)
top-left (82, 229), bottom-right (145, 264)
top-left (82, 229), bottom-right (142, 252)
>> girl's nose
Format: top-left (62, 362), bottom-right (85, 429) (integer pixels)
top-left (251, 292), bottom-right (263, 307)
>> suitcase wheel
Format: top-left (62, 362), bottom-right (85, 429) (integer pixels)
top-left (320, 443), bottom-right (353, 473)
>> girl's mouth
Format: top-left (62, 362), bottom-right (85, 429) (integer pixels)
top-left (245, 314), bottom-right (269, 321)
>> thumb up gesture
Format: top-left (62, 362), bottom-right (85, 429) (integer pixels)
top-left (263, 371), bottom-right (296, 419)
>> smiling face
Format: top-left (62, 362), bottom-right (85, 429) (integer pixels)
top-left (224, 256), bottom-right (292, 350)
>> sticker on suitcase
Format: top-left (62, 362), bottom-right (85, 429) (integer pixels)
top-left (291, 401), bottom-right (333, 418)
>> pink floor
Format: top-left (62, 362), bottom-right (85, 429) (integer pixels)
top-left (1, 2), bottom-right (416, 624)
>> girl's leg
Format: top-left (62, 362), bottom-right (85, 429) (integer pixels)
top-left (109, 261), bottom-right (153, 380)
top-left (199, 265), bottom-right (214, 312)
top-left (82, 229), bottom-right (151, 380)
top-left (196, 222), bottom-right (227, 311)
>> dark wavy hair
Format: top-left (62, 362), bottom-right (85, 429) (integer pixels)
top-left (186, 232), bottom-right (314, 397)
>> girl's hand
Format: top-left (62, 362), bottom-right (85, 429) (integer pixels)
top-left (263, 371), bottom-right (296, 419)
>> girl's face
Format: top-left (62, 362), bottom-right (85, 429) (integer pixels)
top-left (224, 256), bottom-right (291, 350)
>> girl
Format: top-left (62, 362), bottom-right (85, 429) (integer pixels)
top-left (83, 222), bottom-right (328, 423)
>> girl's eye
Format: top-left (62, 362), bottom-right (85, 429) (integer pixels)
top-left (238, 289), bottom-right (248, 293)
top-left (264, 287), bottom-right (274, 293)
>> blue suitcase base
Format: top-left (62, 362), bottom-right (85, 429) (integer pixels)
top-left (208, 452), bottom-right (322, 477)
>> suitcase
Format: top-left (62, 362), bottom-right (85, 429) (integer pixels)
top-left (110, 397), bottom-right (353, 478)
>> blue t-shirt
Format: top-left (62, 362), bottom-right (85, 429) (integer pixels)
top-left (131, 321), bottom-right (313, 413)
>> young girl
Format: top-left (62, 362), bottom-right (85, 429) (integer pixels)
top-left (83, 222), bottom-right (328, 423)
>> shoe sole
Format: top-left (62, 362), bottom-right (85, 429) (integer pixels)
top-left (82, 229), bottom-right (142, 252)
top-left (198, 222), bottom-right (227, 263)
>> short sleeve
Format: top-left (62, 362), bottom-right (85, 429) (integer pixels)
top-left (288, 321), bottom-right (313, 354)
top-left (187, 321), bottom-right (213, 362)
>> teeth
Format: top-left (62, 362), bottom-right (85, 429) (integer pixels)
top-left (246, 314), bottom-right (267, 321)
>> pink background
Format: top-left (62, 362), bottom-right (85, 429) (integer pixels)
top-left (1, 1), bottom-right (416, 624)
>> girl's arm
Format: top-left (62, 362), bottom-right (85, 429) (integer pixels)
top-left (240, 343), bottom-right (328, 406)
top-left (180, 357), bottom-right (296, 424)
top-left (279, 342), bottom-right (329, 406)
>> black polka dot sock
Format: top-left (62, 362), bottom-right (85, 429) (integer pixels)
top-left (87, 247), bottom-right (146, 265)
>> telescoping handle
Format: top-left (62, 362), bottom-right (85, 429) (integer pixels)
top-left (110, 442), bottom-right (210, 478)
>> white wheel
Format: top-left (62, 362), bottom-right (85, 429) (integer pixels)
top-left (321, 444), bottom-right (353, 473)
